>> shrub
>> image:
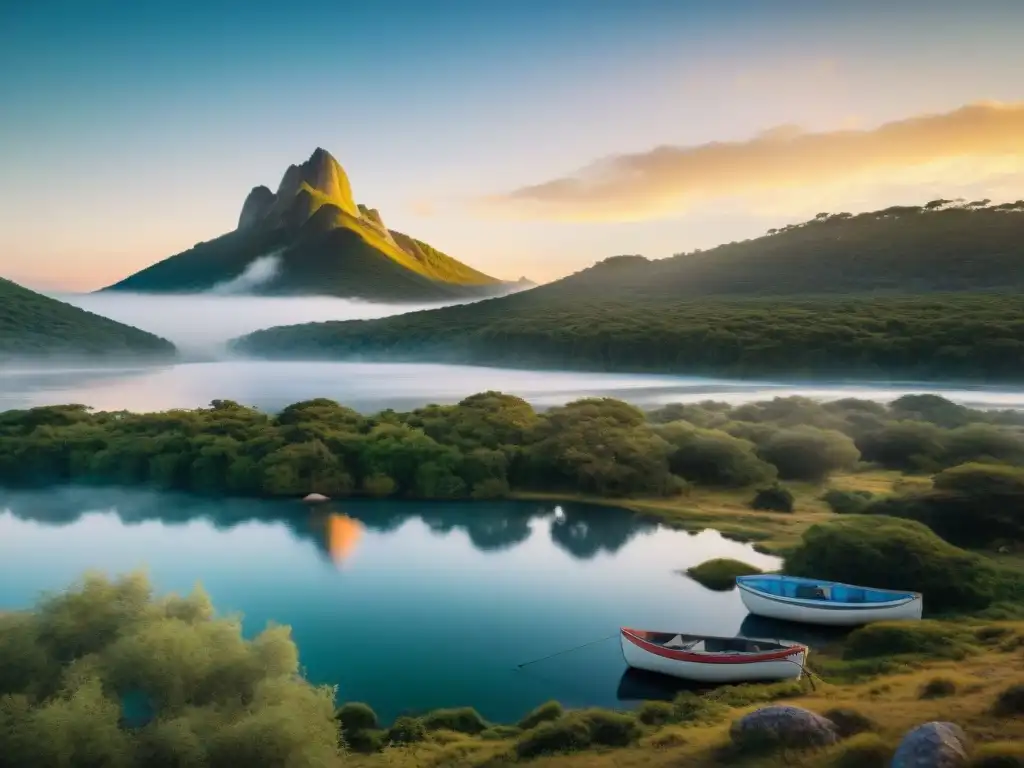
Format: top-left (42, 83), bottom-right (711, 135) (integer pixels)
top-left (420, 707), bottom-right (488, 734)
top-left (822, 488), bottom-right (874, 514)
top-left (385, 716), bottom-right (427, 745)
top-left (636, 700), bottom-right (675, 726)
top-left (580, 709), bottom-right (640, 746)
top-left (757, 426), bottom-right (860, 481)
top-left (970, 741), bottom-right (1024, 767)
top-left (480, 725), bottom-right (521, 740)
top-left (829, 732), bottom-right (893, 768)
top-left (710, 681), bottom-right (804, 708)
top-left (685, 558), bottom-right (763, 591)
top-left (514, 716), bottom-right (591, 758)
top-left (335, 702), bottom-right (378, 732)
top-left (750, 485), bottom-right (795, 513)
top-left (919, 676), bottom-right (958, 699)
top-left (843, 621), bottom-right (973, 660)
top-left (672, 692), bottom-right (729, 724)
top-left (993, 683), bottom-right (1024, 716)
top-left (856, 420), bottom-right (947, 471)
top-left (362, 473), bottom-right (396, 497)
top-left (657, 423), bottom-right (777, 487)
top-left (517, 700), bottom-right (563, 730)
top-left (822, 707), bottom-right (877, 738)
top-left (866, 463), bottom-right (1024, 548)
top-left (783, 516), bottom-right (996, 612)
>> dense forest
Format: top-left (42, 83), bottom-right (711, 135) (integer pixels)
top-left (0, 277), bottom-right (176, 358)
top-left (234, 201), bottom-right (1024, 377)
top-left (2, 392), bottom-right (1024, 524)
top-left (235, 293), bottom-right (1024, 380)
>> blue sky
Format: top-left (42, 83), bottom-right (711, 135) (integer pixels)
top-left (2, 0), bottom-right (1024, 289)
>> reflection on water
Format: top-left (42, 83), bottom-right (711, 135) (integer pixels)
top-left (309, 512), bottom-right (364, 567)
top-left (0, 486), bottom-right (781, 723)
top-left (4, 359), bottom-right (1024, 413)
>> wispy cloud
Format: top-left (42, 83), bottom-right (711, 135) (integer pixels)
top-left (479, 101), bottom-right (1024, 222)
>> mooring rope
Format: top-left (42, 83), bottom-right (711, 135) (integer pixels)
top-left (514, 633), bottom-right (619, 669)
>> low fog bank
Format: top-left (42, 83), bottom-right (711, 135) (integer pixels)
top-left (49, 291), bottom-right (467, 358)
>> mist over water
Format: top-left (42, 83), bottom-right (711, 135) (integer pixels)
top-left (51, 290), bottom-right (465, 357)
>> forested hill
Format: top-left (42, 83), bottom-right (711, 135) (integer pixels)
top-left (232, 201), bottom-right (1024, 380)
top-left (0, 277), bottom-right (176, 358)
top-left (524, 200), bottom-right (1024, 301)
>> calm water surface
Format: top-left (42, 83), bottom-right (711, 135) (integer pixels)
top-left (0, 487), bottom-right (781, 723)
top-left (3, 360), bottom-right (1024, 413)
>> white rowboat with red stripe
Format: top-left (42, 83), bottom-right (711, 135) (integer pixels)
top-left (619, 628), bottom-right (809, 683)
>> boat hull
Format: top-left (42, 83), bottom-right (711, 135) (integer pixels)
top-left (619, 632), bottom-right (806, 683)
top-left (738, 583), bottom-right (924, 626)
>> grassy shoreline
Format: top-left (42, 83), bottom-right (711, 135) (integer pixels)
top-left (515, 470), bottom-right (933, 555)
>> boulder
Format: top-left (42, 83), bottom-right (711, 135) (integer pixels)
top-left (729, 705), bottom-right (838, 751)
top-left (303, 493), bottom-right (330, 504)
top-left (891, 722), bottom-right (968, 768)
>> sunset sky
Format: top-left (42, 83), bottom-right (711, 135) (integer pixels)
top-left (2, 0), bottom-right (1024, 291)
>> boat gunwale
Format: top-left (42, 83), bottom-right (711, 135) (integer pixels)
top-left (620, 628), bottom-right (808, 665)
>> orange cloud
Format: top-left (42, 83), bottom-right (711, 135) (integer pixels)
top-left (481, 101), bottom-right (1024, 222)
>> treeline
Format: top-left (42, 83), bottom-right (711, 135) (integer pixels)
top-left (2, 391), bottom-right (1024, 508)
top-left (233, 293), bottom-right (1024, 381)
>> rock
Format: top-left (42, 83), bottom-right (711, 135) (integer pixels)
top-left (729, 705), bottom-right (838, 751)
top-left (303, 493), bottom-right (330, 504)
top-left (891, 722), bottom-right (968, 768)
top-left (237, 185), bottom-right (276, 230)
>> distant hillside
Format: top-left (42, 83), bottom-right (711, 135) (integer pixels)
top-left (525, 199), bottom-right (1024, 302)
top-left (232, 201), bottom-right (1024, 380)
top-left (101, 148), bottom-right (525, 302)
top-left (0, 278), bottom-right (176, 358)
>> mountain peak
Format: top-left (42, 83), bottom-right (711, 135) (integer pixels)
top-left (240, 148), bottom-right (361, 230)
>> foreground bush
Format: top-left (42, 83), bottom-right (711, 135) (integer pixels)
top-left (829, 732), bottom-right (893, 768)
top-left (993, 683), bottom-right (1024, 716)
top-left (515, 716), bottom-right (591, 758)
top-left (0, 571), bottom-right (341, 767)
top-left (517, 700), bottom-right (563, 730)
top-left (866, 462), bottom-right (1024, 547)
top-left (421, 706), bottom-right (489, 734)
top-left (783, 517), bottom-right (996, 612)
top-left (685, 558), bottom-right (763, 591)
top-left (750, 485), bottom-right (795, 513)
top-left (970, 741), bottom-right (1024, 767)
top-left (822, 488), bottom-right (874, 514)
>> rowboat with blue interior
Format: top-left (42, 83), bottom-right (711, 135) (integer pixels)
top-left (619, 628), bottom-right (809, 683)
top-left (735, 574), bottom-right (923, 626)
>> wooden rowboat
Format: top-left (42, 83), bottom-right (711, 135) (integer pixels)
top-left (619, 628), bottom-right (808, 683)
top-left (736, 575), bottom-right (923, 627)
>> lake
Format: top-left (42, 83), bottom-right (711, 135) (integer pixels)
top-left (4, 359), bottom-right (1024, 414)
top-left (0, 487), bottom-right (781, 724)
